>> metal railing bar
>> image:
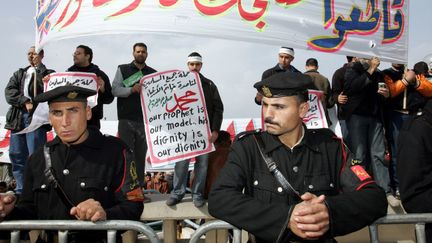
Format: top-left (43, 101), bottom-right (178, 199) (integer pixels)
top-left (0, 220), bottom-right (160, 243)
top-left (190, 220), bottom-right (241, 243)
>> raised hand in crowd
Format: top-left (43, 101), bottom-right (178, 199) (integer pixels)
top-left (289, 192), bottom-right (329, 240)
top-left (367, 56), bottom-right (380, 75)
top-left (377, 84), bottom-right (390, 98)
top-left (402, 69), bottom-right (417, 86)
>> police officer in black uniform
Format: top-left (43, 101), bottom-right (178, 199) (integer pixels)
top-left (208, 72), bottom-right (387, 243)
top-left (0, 85), bottom-right (144, 242)
top-left (398, 99), bottom-right (432, 242)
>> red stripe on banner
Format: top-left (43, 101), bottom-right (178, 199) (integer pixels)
top-left (246, 119), bottom-right (255, 131)
top-left (0, 130), bottom-right (10, 148)
top-left (226, 121), bottom-right (236, 141)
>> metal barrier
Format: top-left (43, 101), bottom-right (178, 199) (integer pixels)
top-left (0, 220), bottom-right (161, 243)
top-left (369, 213), bottom-right (432, 243)
top-left (189, 220), bottom-right (242, 243)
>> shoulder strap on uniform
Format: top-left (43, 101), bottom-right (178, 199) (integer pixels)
top-left (253, 134), bottom-right (301, 199)
top-left (43, 145), bottom-right (76, 210)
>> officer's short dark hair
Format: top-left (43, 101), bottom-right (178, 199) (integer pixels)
top-left (347, 56), bottom-right (354, 62)
top-left (133, 43), bottom-right (147, 51)
top-left (77, 45), bottom-right (93, 63)
top-left (306, 58), bottom-right (318, 67)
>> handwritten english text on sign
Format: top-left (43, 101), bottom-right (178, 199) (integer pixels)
top-left (140, 70), bottom-right (214, 167)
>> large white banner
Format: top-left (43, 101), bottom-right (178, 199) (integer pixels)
top-left (36, 0), bottom-right (408, 63)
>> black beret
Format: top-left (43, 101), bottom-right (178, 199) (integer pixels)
top-left (254, 72), bottom-right (313, 98)
top-left (34, 85), bottom-right (96, 103)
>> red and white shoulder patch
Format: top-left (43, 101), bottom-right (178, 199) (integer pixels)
top-left (351, 165), bottom-right (371, 181)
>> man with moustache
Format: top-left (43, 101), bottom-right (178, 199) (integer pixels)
top-left (4, 46), bottom-right (54, 195)
top-left (209, 72), bottom-right (387, 243)
top-left (112, 43), bottom-right (156, 200)
top-left (66, 45), bottom-right (113, 129)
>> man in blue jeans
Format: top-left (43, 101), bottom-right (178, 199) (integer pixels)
top-left (4, 46), bottom-right (54, 194)
top-left (341, 56), bottom-right (390, 193)
top-left (166, 52), bottom-right (224, 207)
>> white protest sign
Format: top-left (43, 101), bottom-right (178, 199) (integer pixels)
top-left (140, 70), bottom-right (214, 168)
top-left (304, 90), bottom-right (328, 129)
top-left (45, 72), bottom-right (98, 107)
top-left (17, 72), bottom-right (99, 134)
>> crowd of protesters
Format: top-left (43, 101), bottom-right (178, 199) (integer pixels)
top-left (2, 43), bottom-right (432, 242)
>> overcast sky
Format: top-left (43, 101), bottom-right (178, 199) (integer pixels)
top-left (1, 1), bottom-right (430, 120)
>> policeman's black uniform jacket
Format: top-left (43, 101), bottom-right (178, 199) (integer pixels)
top-left (398, 99), bottom-right (432, 213)
top-left (208, 127), bottom-right (387, 243)
top-left (8, 128), bottom-right (144, 221)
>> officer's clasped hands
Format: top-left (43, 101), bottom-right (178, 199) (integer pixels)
top-left (289, 192), bottom-right (330, 240)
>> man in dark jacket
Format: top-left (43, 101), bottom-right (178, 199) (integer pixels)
top-left (398, 99), bottom-right (432, 242)
top-left (112, 43), bottom-right (157, 197)
top-left (166, 52), bottom-right (224, 208)
top-left (209, 72), bottom-right (387, 243)
top-left (4, 46), bottom-right (54, 195)
top-left (0, 85), bottom-right (144, 242)
top-left (67, 45), bottom-right (114, 129)
top-left (341, 57), bottom-right (390, 193)
top-left (331, 56), bottom-right (357, 142)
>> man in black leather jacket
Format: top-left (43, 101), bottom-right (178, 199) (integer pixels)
top-left (4, 46), bottom-right (54, 195)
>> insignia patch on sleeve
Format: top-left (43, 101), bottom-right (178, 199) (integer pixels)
top-left (127, 187), bottom-right (144, 202)
top-left (351, 165), bottom-right (371, 181)
top-left (351, 159), bottom-right (361, 166)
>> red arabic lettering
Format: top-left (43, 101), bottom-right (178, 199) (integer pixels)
top-left (238, 0), bottom-right (268, 29)
top-left (160, 0), bottom-right (180, 7)
top-left (308, 0), bottom-right (382, 52)
top-left (194, 0), bottom-right (236, 16)
top-left (194, 0), bottom-right (271, 30)
top-left (107, 0), bottom-right (142, 18)
top-left (275, 0), bottom-right (303, 6)
top-left (382, 0), bottom-right (404, 44)
top-left (93, 0), bottom-right (112, 7)
top-left (166, 91), bottom-right (198, 112)
top-left (54, 0), bottom-right (83, 29)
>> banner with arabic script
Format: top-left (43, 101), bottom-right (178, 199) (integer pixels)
top-left (36, 0), bottom-right (408, 63)
top-left (141, 70), bottom-right (214, 168)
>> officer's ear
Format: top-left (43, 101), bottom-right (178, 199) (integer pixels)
top-left (299, 101), bottom-right (309, 119)
top-left (85, 104), bottom-right (92, 121)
